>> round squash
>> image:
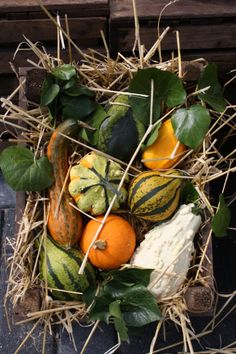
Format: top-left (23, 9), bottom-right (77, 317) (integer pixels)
top-left (47, 119), bottom-right (83, 248)
top-left (128, 169), bottom-right (183, 223)
top-left (142, 119), bottom-right (186, 170)
top-left (68, 152), bottom-right (128, 215)
top-left (80, 214), bottom-right (136, 270)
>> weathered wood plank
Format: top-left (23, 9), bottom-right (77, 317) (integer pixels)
top-left (0, 17), bottom-right (107, 44)
top-left (110, 0), bottom-right (236, 22)
top-left (0, 0), bottom-right (109, 17)
top-left (111, 23), bottom-right (236, 52)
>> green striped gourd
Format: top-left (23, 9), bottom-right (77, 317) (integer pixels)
top-left (128, 170), bottom-right (183, 223)
top-left (39, 236), bottom-right (96, 301)
top-left (68, 151), bottom-right (128, 215)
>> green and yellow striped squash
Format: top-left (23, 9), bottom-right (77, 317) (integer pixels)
top-left (68, 151), bottom-right (128, 215)
top-left (39, 236), bottom-right (96, 301)
top-left (128, 170), bottom-right (183, 223)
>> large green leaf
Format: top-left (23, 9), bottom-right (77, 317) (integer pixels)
top-left (128, 68), bottom-right (186, 125)
top-left (40, 74), bottom-right (60, 106)
top-left (198, 64), bottom-right (226, 112)
top-left (0, 146), bottom-right (54, 191)
top-left (105, 268), bottom-right (153, 287)
top-left (211, 194), bottom-right (231, 237)
top-left (51, 64), bottom-right (76, 81)
top-left (61, 95), bottom-right (97, 121)
top-left (171, 104), bottom-right (211, 149)
top-left (121, 285), bottom-right (162, 327)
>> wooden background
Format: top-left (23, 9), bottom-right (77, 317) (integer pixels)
top-left (1, 0), bottom-right (236, 103)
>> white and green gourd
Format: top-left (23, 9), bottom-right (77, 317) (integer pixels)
top-left (130, 203), bottom-right (202, 300)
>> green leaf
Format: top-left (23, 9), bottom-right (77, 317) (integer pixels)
top-left (51, 64), bottom-right (76, 81)
top-left (198, 64), bottom-right (226, 112)
top-left (0, 146), bottom-right (54, 192)
top-left (191, 206), bottom-right (203, 216)
top-left (63, 78), bottom-right (95, 97)
top-left (89, 296), bottom-right (111, 323)
top-left (109, 301), bottom-right (129, 342)
top-left (104, 268), bottom-right (153, 288)
top-left (128, 68), bottom-right (186, 125)
top-left (40, 74), bottom-right (60, 106)
top-left (121, 285), bottom-right (162, 327)
top-left (61, 95), bottom-right (97, 121)
top-left (143, 121), bottom-right (161, 149)
top-left (211, 194), bottom-right (231, 237)
top-left (171, 104), bottom-right (211, 149)
top-left (80, 104), bottom-right (108, 146)
top-left (102, 279), bottom-right (134, 299)
top-left (82, 284), bottom-right (97, 306)
top-left (181, 181), bottom-right (199, 204)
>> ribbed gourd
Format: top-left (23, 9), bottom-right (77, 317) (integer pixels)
top-left (39, 236), bottom-right (96, 301)
top-left (47, 119), bottom-right (83, 248)
top-left (128, 170), bottom-right (183, 222)
top-left (68, 152), bottom-right (128, 215)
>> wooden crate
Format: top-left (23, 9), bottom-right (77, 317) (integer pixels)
top-left (14, 67), bottom-right (215, 316)
top-left (109, 0), bottom-right (236, 75)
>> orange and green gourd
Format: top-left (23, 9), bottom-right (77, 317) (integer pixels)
top-left (47, 119), bottom-right (83, 248)
top-left (68, 152), bottom-right (128, 215)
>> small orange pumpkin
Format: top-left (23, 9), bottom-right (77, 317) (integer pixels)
top-left (80, 214), bottom-right (136, 270)
top-left (142, 119), bottom-right (186, 170)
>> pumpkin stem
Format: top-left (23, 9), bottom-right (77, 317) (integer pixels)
top-left (94, 240), bottom-right (107, 250)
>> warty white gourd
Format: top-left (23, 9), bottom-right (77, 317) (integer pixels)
top-left (130, 203), bottom-right (202, 300)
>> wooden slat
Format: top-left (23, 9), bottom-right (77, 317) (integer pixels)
top-left (0, 17), bottom-right (106, 44)
top-left (112, 22), bottom-right (236, 52)
top-left (0, 0), bottom-right (109, 17)
top-left (110, 0), bottom-right (236, 22)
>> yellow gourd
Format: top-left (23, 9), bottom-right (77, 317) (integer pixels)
top-left (142, 119), bottom-right (186, 170)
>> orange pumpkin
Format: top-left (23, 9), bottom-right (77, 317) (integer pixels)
top-left (80, 214), bottom-right (136, 270)
top-left (142, 119), bottom-right (186, 170)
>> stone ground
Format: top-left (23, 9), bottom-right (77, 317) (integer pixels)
top-left (0, 171), bottom-right (235, 354)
